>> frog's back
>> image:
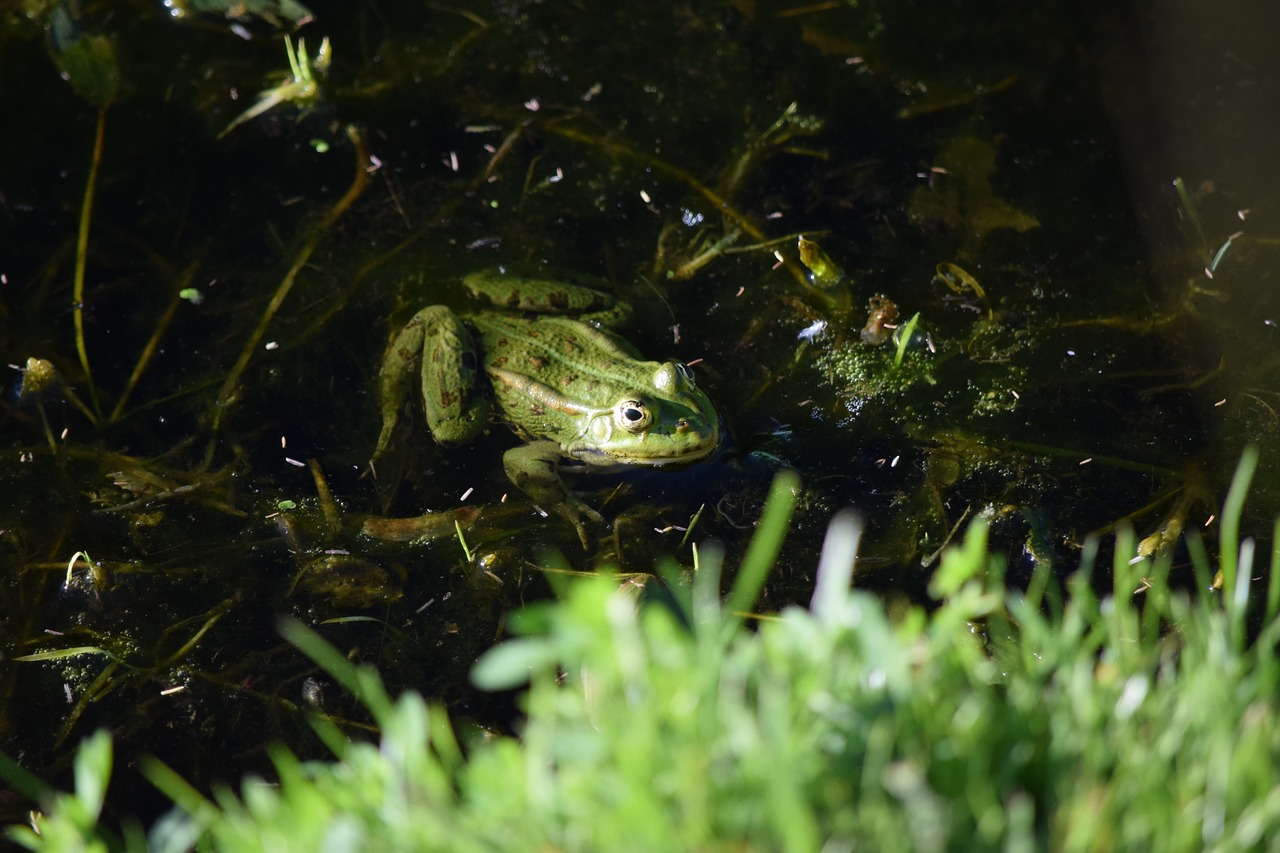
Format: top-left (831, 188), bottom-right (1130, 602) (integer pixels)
top-left (473, 313), bottom-right (652, 408)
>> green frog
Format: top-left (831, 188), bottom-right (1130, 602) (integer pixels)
top-left (374, 268), bottom-right (721, 544)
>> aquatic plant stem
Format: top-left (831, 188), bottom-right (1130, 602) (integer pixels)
top-left (547, 124), bottom-right (759, 239)
top-left (544, 123), bottom-right (813, 290)
top-left (109, 258), bottom-right (198, 423)
top-left (1172, 177), bottom-right (1209, 260)
top-left (156, 597), bottom-right (236, 669)
top-left (73, 108), bottom-right (108, 424)
top-left (55, 660), bottom-right (120, 749)
top-left (206, 126), bottom-right (370, 464)
top-left (36, 402), bottom-right (58, 455)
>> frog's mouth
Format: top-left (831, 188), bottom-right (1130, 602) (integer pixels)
top-left (574, 448), bottom-right (717, 469)
top-left (570, 429), bottom-right (722, 468)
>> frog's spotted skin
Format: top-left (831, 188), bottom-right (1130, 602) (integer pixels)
top-left (376, 269), bottom-right (720, 543)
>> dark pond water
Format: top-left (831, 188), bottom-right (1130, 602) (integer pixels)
top-left (3, 0), bottom-right (1280, 824)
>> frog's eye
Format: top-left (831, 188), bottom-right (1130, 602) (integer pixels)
top-left (615, 400), bottom-right (653, 433)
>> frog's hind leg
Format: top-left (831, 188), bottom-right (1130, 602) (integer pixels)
top-left (420, 306), bottom-right (491, 443)
top-left (375, 308), bottom-right (429, 461)
top-left (374, 306), bottom-right (490, 464)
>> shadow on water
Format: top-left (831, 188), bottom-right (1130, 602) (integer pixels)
top-left (2, 0), bottom-right (1279, 824)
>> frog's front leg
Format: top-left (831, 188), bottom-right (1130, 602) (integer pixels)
top-left (503, 440), bottom-right (604, 548)
top-left (375, 306), bottom-right (490, 460)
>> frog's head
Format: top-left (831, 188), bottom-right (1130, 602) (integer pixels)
top-left (570, 361), bottom-right (720, 467)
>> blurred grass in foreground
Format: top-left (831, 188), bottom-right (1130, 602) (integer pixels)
top-left (7, 457), bottom-right (1280, 851)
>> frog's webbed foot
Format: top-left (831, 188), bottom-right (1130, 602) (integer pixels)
top-left (550, 497), bottom-right (605, 550)
top-left (505, 440), bottom-right (603, 548)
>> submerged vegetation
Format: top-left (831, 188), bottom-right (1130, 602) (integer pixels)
top-left (4, 0), bottom-right (1280, 839)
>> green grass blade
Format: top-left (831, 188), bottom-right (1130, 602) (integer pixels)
top-left (277, 617), bottom-right (393, 720)
top-left (13, 646), bottom-right (115, 662)
top-left (726, 469), bottom-right (799, 618)
top-left (72, 730), bottom-right (112, 821)
top-left (0, 752), bottom-right (50, 804)
top-left (893, 312), bottom-right (920, 368)
top-left (139, 756), bottom-right (217, 822)
top-left (691, 541), bottom-right (725, 638)
top-left (1219, 444), bottom-right (1259, 601)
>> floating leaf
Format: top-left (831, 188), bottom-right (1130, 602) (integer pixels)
top-left (48, 5), bottom-right (118, 108)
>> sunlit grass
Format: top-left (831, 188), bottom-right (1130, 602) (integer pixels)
top-left (7, 459), bottom-right (1280, 850)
